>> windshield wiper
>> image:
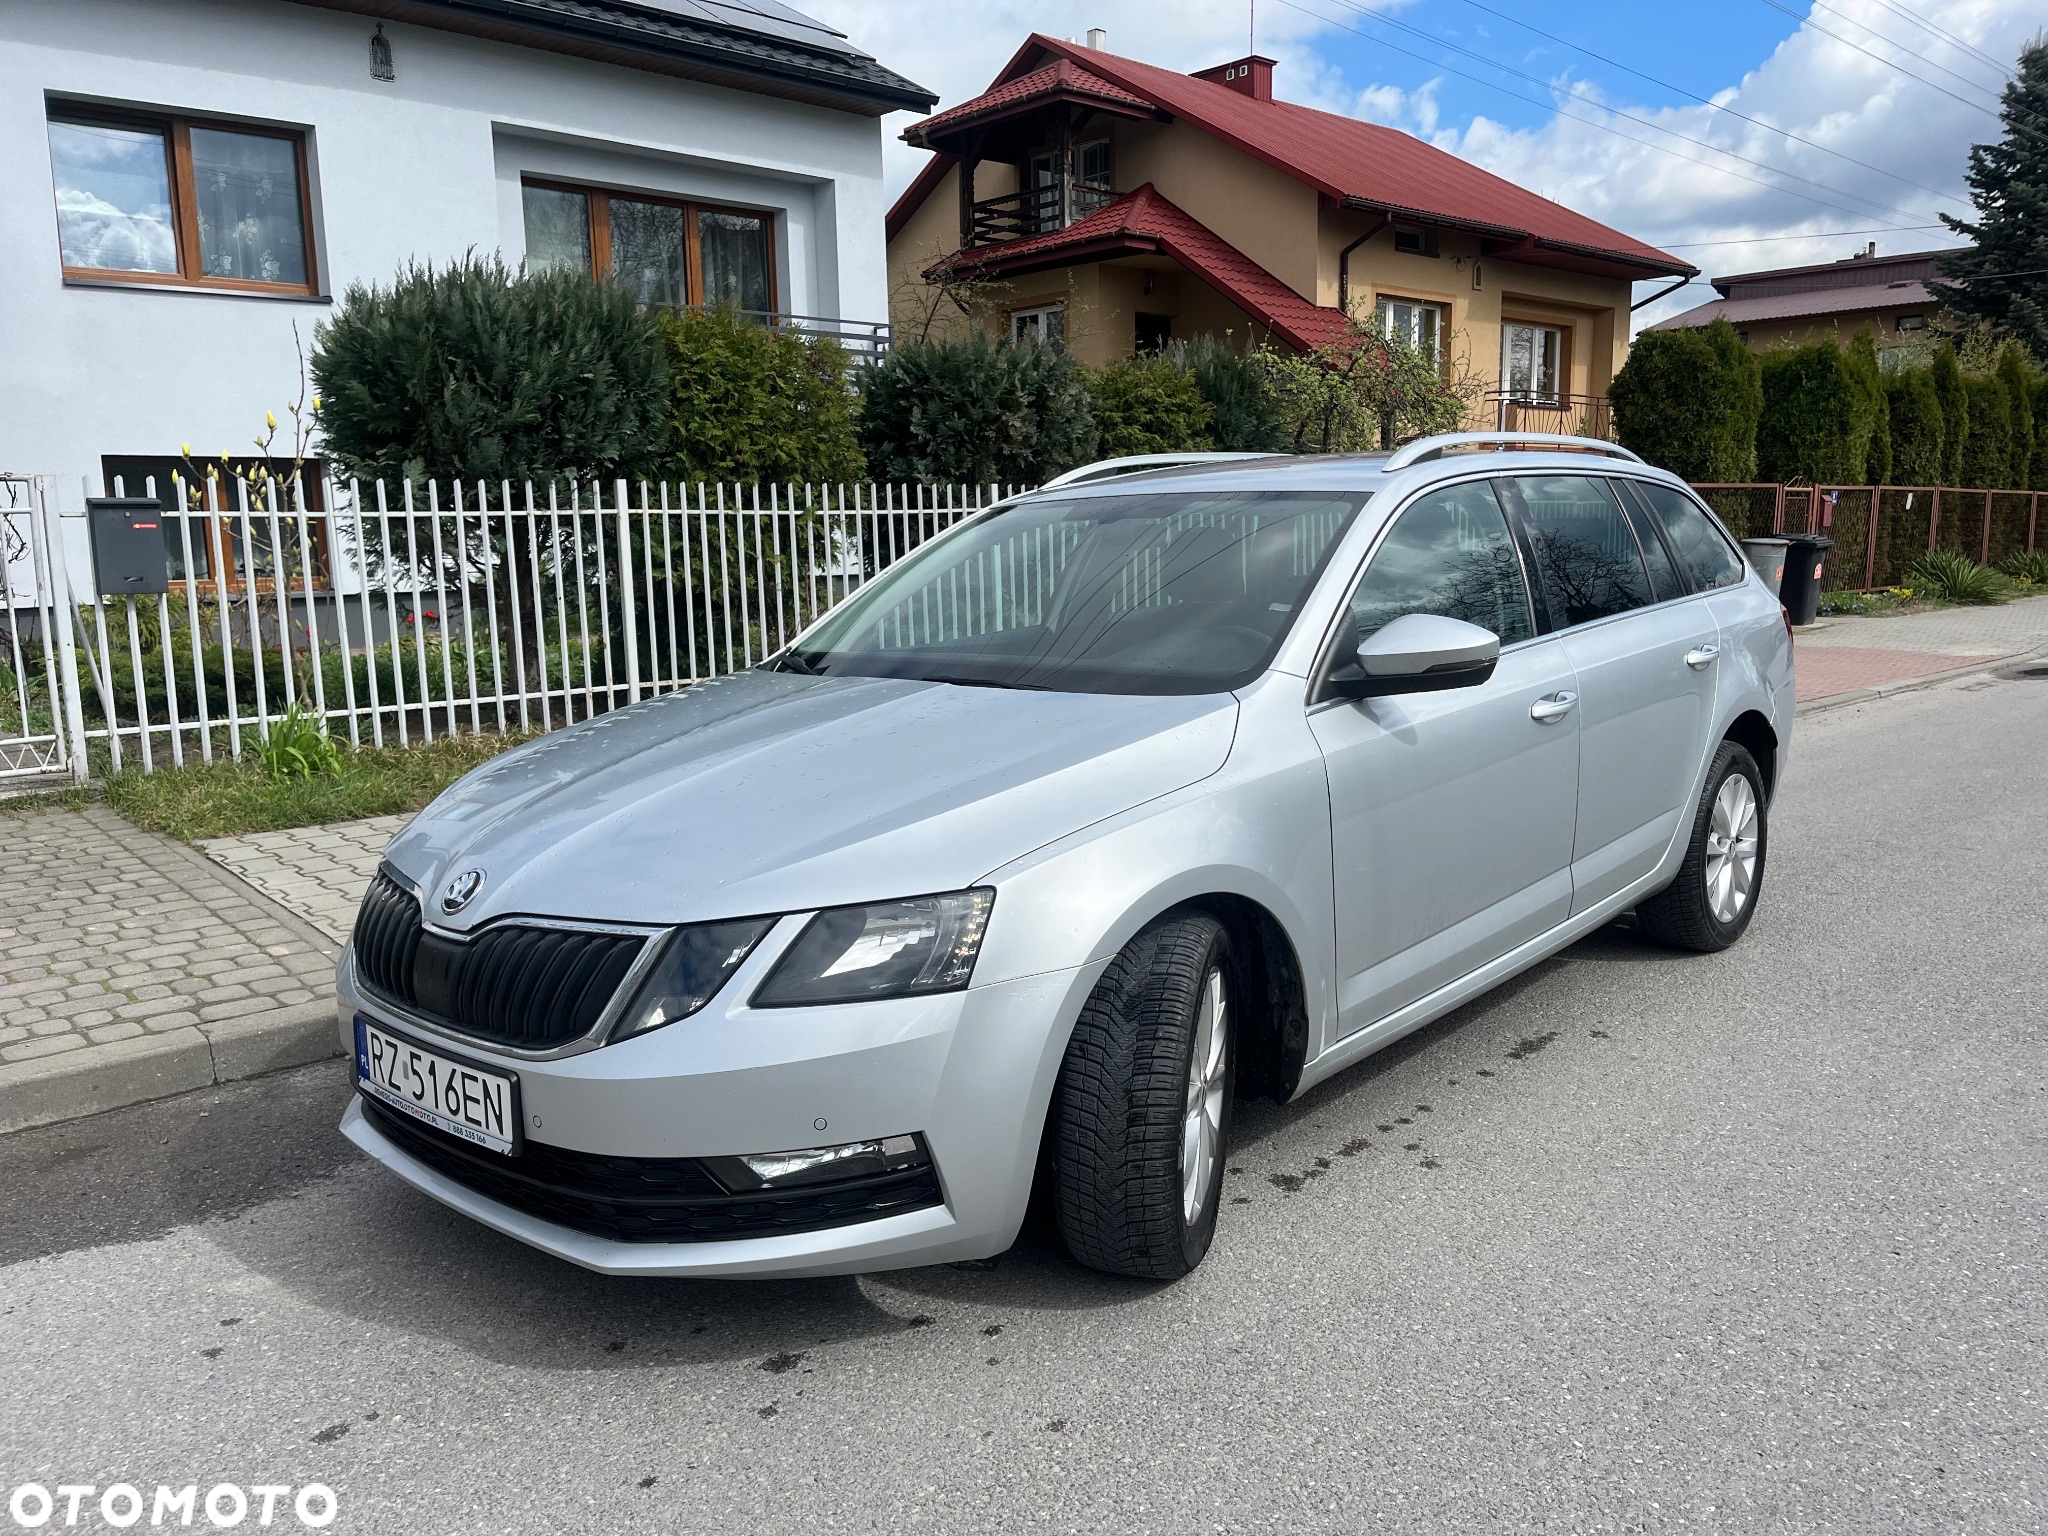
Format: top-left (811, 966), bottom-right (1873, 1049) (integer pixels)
top-left (918, 673), bottom-right (1052, 692)
top-left (772, 650), bottom-right (826, 676)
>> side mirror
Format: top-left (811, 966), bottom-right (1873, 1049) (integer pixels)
top-left (1321, 612), bottom-right (1501, 701)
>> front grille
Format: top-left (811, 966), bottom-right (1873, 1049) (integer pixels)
top-left (361, 1099), bottom-right (945, 1244)
top-left (353, 870), bottom-right (649, 1051)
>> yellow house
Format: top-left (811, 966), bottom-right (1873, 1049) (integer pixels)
top-left (886, 32), bottom-right (1694, 435)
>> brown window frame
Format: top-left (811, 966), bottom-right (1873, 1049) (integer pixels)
top-left (49, 106), bottom-right (320, 297)
top-left (520, 177), bottom-right (778, 311)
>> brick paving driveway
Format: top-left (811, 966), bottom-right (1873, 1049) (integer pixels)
top-left (1795, 592), bottom-right (2048, 701)
top-left (201, 814), bottom-right (408, 944)
top-left (0, 804), bottom-right (334, 1070)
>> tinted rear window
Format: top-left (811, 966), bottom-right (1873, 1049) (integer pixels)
top-left (1631, 480), bottom-right (1748, 591)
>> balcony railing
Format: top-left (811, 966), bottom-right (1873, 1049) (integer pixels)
top-left (1485, 390), bottom-right (1614, 442)
top-left (968, 179), bottom-right (1120, 246)
top-left (665, 306), bottom-right (892, 366)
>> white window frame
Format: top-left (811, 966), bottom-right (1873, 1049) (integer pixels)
top-left (1011, 303), bottom-right (1065, 345)
top-left (1376, 297), bottom-right (1443, 361)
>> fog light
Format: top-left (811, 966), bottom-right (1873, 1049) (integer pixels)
top-left (703, 1133), bottom-right (929, 1192)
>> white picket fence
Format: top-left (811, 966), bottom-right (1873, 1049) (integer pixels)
top-left (5, 474), bottom-right (1028, 779)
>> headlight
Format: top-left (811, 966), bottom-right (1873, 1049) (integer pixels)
top-left (611, 917), bottom-right (777, 1041)
top-left (751, 889), bottom-right (994, 1008)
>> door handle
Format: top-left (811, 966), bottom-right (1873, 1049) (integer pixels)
top-left (1685, 644), bottom-right (1721, 670)
top-left (1530, 691), bottom-right (1577, 723)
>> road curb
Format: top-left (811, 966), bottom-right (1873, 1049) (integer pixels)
top-left (1796, 641), bottom-right (2048, 716)
top-left (0, 1000), bottom-right (341, 1136)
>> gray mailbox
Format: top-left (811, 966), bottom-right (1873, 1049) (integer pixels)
top-left (87, 498), bottom-right (171, 597)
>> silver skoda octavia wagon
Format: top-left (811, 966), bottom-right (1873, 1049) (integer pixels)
top-left (338, 434), bottom-right (1793, 1282)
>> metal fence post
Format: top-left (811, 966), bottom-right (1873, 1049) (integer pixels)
top-left (617, 479), bottom-right (641, 704)
top-left (37, 478), bottom-right (91, 781)
top-left (1863, 487), bottom-right (1882, 589)
top-left (1981, 490), bottom-right (1994, 564)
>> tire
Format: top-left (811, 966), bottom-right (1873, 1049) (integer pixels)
top-left (1636, 741), bottom-right (1768, 953)
top-left (1051, 913), bottom-right (1235, 1280)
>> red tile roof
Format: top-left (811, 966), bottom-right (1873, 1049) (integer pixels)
top-left (889, 35), bottom-right (1691, 280)
top-left (909, 59), bottom-right (1154, 142)
top-left (929, 184), bottom-right (1355, 353)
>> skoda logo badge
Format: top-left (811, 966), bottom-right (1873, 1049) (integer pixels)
top-left (441, 869), bottom-right (485, 914)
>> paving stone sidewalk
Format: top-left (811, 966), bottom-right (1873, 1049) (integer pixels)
top-left (0, 804), bottom-right (343, 1133)
top-left (1795, 592), bottom-right (2048, 705)
top-left (200, 814), bottom-right (409, 944)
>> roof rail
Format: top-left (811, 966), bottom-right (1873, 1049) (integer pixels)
top-left (1380, 432), bottom-right (1644, 472)
top-left (1038, 452), bottom-right (1280, 491)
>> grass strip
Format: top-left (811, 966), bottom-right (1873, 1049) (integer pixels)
top-left (100, 731), bottom-right (530, 843)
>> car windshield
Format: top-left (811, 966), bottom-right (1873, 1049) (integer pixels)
top-left (781, 490), bottom-right (1369, 695)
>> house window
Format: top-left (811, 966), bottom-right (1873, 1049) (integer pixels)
top-left (521, 180), bottom-right (775, 312)
top-left (1377, 297), bottom-right (1442, 359)
top-left (1896, 313), bottom-right (1928, 332)
top-left (1502, 321), bottom-right (1562, 400)
top-left (1011, 303), bottom-right (1065, 345)
top-left (1393, 225), bottom-right (1439, 257)
top-left (48, 109), bottom-right (315, 293)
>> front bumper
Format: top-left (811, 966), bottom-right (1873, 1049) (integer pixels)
top-left (335, 937), bottom-right (1104, 1279)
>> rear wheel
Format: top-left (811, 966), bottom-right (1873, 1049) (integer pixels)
top-left (1636, 741), bottom-right (1767, 952)
top-left (1051, 913), bottom-right (1234, 1280)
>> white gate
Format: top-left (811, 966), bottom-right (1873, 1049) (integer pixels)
top-left (0, 475), bottom-right (88, 783)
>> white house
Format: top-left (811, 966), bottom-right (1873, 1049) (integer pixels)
top-left (0, 0), bottom-right (934, 508)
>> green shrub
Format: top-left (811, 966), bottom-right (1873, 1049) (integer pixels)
top-left (1959, 374), bottom-right (2012, 488)
top-left (1995, 343), bottom-right (2038, 490)
top-left (1169, 335), bottom-right (1287, 453)
top-left (1087, 354), bottom-right (1215, 457)
top-left (857, 334), bottom-right (1098, 486)
top-left (1757, 342), bottom-right (1870, 484)
top-left (254, 700), bottom-right (344, 779)
top-left (1884, 367), bottom-right (1945, 484)
top-left (1999, 549), bottom-right (2048, 584)
top-left (2037, 377), bottom-right (2048, 489)
top-left (1907, 549), bottom-right (2007, 604)
top-left (656, 305), bottom-right (864, 485)
top-left (312, 255), bottom-right (670, 487)
top-left (1846, 326), bottom-right (1891, 484)
top-left (1610, 319), bottom-right (1761, 481)
top-left (1929, 345), bottom-right (1970, 485)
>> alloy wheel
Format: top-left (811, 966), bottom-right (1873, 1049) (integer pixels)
top-left (1181, 966), bottom-right (1228, 1227)
top-left (1704, 773), bottom-right (1760, 925)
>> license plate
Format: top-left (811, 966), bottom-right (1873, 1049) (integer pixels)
top-left (355, 1016), bottom-right (520, 1156)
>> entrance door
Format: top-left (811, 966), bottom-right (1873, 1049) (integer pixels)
top-left (1311, 479), bottom-right (1580, 1036)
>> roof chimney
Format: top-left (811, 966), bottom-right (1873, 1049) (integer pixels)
top-left (1193, 55), bottom-right (1275, 102)
top-left (1086, 27), bottom-right (1107, 49)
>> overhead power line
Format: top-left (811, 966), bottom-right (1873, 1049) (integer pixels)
top-left (1444, 0), bottom-right (1967, 203)
top-left (1661, 223), bottom-right (1948, 248)
top-left (1752, 0), bottom-right (2002, 117)
top-left (1295, 0), bottom-right (1946, 229)
top-left (1805, 0), bottom-right (2012, 96)
top-left (1863, 0), bottom-right (2014, 79)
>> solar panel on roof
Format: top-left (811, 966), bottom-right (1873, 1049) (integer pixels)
top-left (615, 0), bottom-right (864, 55)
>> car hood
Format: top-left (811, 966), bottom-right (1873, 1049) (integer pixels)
top-left (385, 671), bottom-right (1239, 930)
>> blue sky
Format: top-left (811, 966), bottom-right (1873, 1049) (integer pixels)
top-left (1277, 0), bottom-right (1807, 139)
top-left (816, 0), bottom-right (2036, 323)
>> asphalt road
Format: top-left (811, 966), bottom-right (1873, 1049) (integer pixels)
top-left (4, 671), bottom-right (2045, 1535)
